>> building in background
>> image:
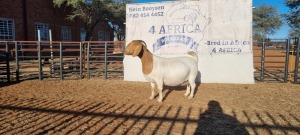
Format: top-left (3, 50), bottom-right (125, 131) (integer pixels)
top-left (0, 0), bottom-right (113, 41)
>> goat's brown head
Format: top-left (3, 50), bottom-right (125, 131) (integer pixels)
top-left (125, 40), bottom-right (146, 57)
top-left (125, 40), bottom-right (153, 74)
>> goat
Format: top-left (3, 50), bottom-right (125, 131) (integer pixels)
top-left (125, 40), bottom-right (198, 102)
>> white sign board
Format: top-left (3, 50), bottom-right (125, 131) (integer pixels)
top-left (124, 0), bottom-right (255, 84)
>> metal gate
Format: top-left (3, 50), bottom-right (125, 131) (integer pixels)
top-left (0, 41), bottom-right (125, 82)
top-left (253, 37), bottom-right (300, 83)
top-left (0, 42), bottom-right (13, 82)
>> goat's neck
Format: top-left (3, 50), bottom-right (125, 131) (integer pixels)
top-left (138, 47), bottom-right (153, 75)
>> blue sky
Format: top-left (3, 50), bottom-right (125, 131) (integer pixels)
top-left (134, 0), bottom-right (290, 39)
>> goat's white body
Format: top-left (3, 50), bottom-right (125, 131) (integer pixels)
top-left (143, 54), bottom-right (198, 102)
top-left (144, 55), bottom-right (198, 86)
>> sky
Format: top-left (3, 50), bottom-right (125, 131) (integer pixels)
top-left (134, 0), bottom-right (290, 39)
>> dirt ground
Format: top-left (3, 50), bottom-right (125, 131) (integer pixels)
top-left (0, 79), bottom-right (300, 135)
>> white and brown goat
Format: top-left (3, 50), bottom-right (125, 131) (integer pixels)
top-left (125, 40), bottom-right (198, 102)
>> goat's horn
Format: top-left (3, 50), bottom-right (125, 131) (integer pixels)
top-left (139, 40), bottom-right (147, 46)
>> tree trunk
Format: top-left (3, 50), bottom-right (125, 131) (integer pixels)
top-left (85, 29), bottom-right (93, 41)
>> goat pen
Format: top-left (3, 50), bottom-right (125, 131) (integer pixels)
top-left (1, 38), bottom-right (300, 83)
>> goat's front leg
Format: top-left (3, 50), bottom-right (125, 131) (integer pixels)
top-left (149, 82), bottom-right (155, 100)
top-left (156, 81), bottom-right (164, 102)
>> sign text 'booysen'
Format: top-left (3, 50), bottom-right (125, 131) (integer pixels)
top-left (128, 5), bottom-right (164, 18)
top-left (128, 6), bottom-right (164, 12)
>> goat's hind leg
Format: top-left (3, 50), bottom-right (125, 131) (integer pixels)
top-left (188, 82), bottom-right (196, 99)
top-left (184, 84), bottom-right (191, 97)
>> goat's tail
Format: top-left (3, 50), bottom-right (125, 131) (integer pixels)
top-left (187, 51), bottom-right (198, 62)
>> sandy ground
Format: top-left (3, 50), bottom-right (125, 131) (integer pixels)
top-left (0, 79), bottom-right (300, 135)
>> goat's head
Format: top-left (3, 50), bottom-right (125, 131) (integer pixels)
top-left (125, 40), bottom-right (146, 57)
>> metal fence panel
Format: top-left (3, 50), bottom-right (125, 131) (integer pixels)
top-left (0, 41), bottom-right (125, 82)
top-left (0, 42), bottom-right (10, 82)
top-left (86, 41), bottom-right (124, 80)
top-left (253, 39), bottom-right (290, 83)
top-left (253, 38), bottom-right (300, 83)
top-left (1, 39), bottom-right (299, 83)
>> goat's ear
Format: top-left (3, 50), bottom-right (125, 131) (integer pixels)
top-left (132, 43), bottom-right (143, 57)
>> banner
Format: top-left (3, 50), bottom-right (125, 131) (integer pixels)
top-left (124, 0), bottom-right (254, 84)
top-left (126, 0), bottom-right (252, 54)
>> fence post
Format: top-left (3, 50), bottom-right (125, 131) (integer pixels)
top-left (38, 41), bottom-right (42, 80)
top-left (260, 40), bottom-right (265, 81)
top-left (15, 42), bottom-right (19, 82)
top-left (49, 29), bottom-right (54, 78)
top-left (87, 42), bottom-right (90, 79)
top-left (5, 42), bottom-right (10, 82)
top-left (80, 42), bottom-right (83, 79)
top-left (294, 37), bottom-right (300, 83)
top-left (122, 42), bottom-right (125, 78)
top-left (284, 39), bottom-right (290, 83)
top-left (60, 42), bottom-right (63, 80)
top-left (104, 42), bottom-right (108, 79)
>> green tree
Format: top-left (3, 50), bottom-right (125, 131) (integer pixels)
top-left (285, 0), bottom-right (300, 37)
top-left (53, 0), bottom-right (127, 41)
top-left (253, 4), bottom-right (283, 40)
top-left (108, 3), bottom-right (126, 41)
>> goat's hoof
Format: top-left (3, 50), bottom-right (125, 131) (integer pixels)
top-left (157, 98), bottom-right (163, 102)
top-left (188, 96), bottom-right (193, 99)
top-left (184, 93), bottom-right (190, 97)
top-left (149, 96), bottom-right (154, 100)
